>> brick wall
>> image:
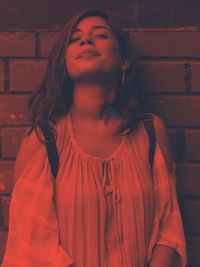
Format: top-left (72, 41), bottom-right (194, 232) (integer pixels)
top-left (0, 28), bottom-right (200, 267)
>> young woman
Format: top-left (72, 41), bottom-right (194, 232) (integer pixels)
top-left (1, 8), bottom-right (187, 267)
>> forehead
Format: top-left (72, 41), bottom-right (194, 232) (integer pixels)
top-left (75, 16), bottom-right (110, 30)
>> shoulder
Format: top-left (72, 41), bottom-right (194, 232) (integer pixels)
top-left (151, 113), bottom-right (169, 145)
top-left (13, 127), bottom-right (44, 186)
top-left (151, 113), bottom-right (174, 173)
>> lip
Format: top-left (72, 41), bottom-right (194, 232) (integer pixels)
top-left (77, 50), bottom-right (100, 59)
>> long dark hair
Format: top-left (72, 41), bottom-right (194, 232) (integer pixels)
top-left (26, 8), bottom-right (143, 136)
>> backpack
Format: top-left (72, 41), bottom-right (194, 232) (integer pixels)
top-left (41, 114), bottom-right (155, 178)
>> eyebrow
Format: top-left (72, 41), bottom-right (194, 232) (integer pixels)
top-left (74, 25), bottom-right (112, 33)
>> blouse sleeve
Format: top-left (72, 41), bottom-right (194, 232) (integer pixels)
top-left (1, 130), bottom-right (74, 267)
top-left (147, 141), bottom-right (187, 267)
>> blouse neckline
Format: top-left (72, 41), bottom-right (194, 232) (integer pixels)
top-left (66, 110), bottom-right (125, 161)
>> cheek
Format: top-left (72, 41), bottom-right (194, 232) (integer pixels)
top-left (104, 43), bottom-right (121, 66)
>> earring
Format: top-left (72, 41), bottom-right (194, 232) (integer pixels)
top-left (120, 70), bottom-right (126, 94)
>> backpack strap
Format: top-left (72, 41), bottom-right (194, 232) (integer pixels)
top-left (40, 125), bottom-right (59, 178)
top-left (143, 114), bottom-right (156, 170)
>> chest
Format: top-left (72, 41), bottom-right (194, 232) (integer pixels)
top-left (73, 124), bottom-right (123, 158)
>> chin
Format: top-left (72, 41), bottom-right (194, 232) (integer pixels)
top-left (71, 68), bottom-right (110, 80)
top-left (72, 67), bottom-right (118, 79)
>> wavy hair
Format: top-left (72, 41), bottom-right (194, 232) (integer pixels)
top-left (26, 8), bottom-right (143, 136)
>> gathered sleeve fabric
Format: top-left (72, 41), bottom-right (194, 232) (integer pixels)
top-left (1, 128), bottom-right (74, 267)
top-left (147, 140), bottom-right (187, 267)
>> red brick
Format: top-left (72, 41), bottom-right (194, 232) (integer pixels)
top-left (135, 2), bottom-right (173, 27)
top-left (145, 95), bottom-right (200, 126)
top-left (109, 3), bottom-right (139, 28)
top-left (176, 164), bottom-right (200, 197)
top-left (0, 161), bottom-right (14, 193)
top-left (0, 32), bottom-right (35, 57)
top-left (40, 31), bottom-right (62, 57)
top-left (185, 130), bottom-right (200, 161)
top-left (0, 230), bottom-right (8, 264)
top-left (0, 61), bottom-right (4, 92)
top-left (191, 62), bottom-right (200, 92)
top-left (0, 95), bottom-right (29, 125)
top-left (171, 1), bottom-right (200, 27)
top-left (1, 127), bottom-right (27, 158)
top-left (129, 30), bottom-right (200, 57)
top-left (187, 237), bottom-right (200, 267)
top-left (0, 196), bottom-right (10, 229)
top-left (137, 61), bottom-right (184, 92)
top-left (10, 60), bottom-right (47, 92)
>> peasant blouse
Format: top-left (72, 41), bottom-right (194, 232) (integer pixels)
top-left (1, 111), bottom-right (187, 267)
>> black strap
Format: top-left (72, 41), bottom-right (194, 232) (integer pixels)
top-left (143, 114), bottom-right (156, 170)
top-left (41, 125), bottom-right (59, 178)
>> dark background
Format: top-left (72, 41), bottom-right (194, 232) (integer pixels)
top-left (0, 0), bottom-right (200, 29)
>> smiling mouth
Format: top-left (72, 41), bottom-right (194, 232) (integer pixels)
top-left (77, 52), bottom-right (100, 59)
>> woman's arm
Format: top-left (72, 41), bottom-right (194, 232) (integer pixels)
top-left (153, 114), bottom-right (174, 174)
top-left (13, 128), bottom-right (42, 186)
top-left (3, 127), bottom-right (75, 267)
top-left (149, 244), bottom-right (177, 267)
top-left (149, 115), bottom-right (177, 267)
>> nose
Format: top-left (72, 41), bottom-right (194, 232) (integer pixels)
top-left (80, 35), bottom-right (94, 46)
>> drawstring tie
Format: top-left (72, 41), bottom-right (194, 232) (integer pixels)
top-left (102, 160), bottom-right (121, 203)
top-left (102, 159), bottom-right (123, 265)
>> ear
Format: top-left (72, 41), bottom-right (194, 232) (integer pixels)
top-left (120, 58), bottom-right (130, 71)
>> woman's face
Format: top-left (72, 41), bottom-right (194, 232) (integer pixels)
top-left (65, 16), bottom-right (126, 81)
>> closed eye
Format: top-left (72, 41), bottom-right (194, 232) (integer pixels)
top-left (68, 37), bottom-right (81, 44)
top-left (95, 34), bottom-right (108, 38)
top-left (68, 34), bottom-right (108, 44)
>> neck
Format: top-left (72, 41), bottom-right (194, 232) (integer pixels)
top-left (70, 79), bottom-right (118, 123)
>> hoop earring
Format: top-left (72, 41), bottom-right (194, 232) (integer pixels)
top-left (120, 70), bottom-right (126, 94)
